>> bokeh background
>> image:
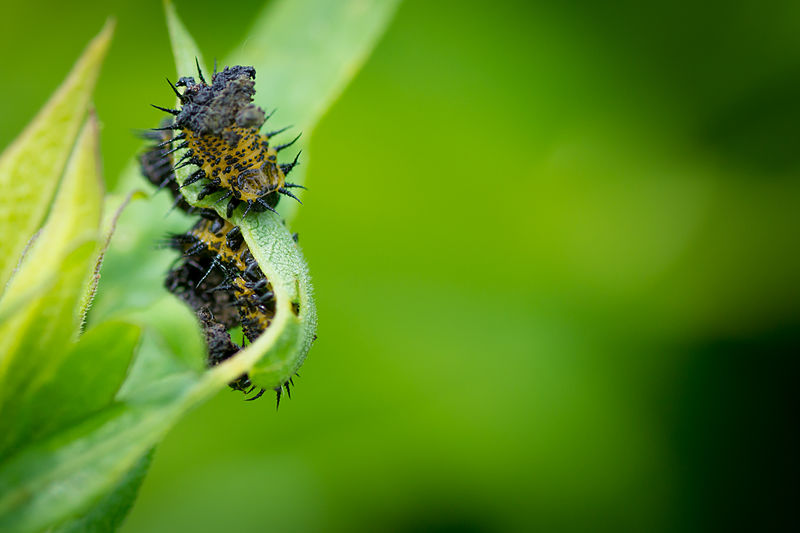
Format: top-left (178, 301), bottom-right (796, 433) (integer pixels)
top-left (1, 0), bottom-right (798, 531)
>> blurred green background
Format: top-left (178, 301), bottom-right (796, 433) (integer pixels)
top-left (1, 0), bottom-right (798, 531)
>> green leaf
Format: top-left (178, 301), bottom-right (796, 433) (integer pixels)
top-left (119, 295), bottom-right (207, 380)
top-left (51, 451), bottom-right (153, 533)
top-left (0, 401), bottom-right (188, 533)
top-left (0, 4), bottom-right (396, 530)
top-left (0, 20), bottom-right (113, 291)
top-left (237, 0), bottom-right (401, 141)
top-left (0, 306), bottom-right (307, 532)
top-left (0, 241), bottom-right (98, 457)
top-left (0, 276), bottom-right (57, 327)
top-left (79, 189), bottom-right (148, 330)
top-left (237, 0), bottom-right (401, 220)
top-left (87, 164), bottom-right (193, 324)
top-left (32, 321), bottom-right (141, 438)
top-left (238, 213), bottom-right (317, 388)
top-left (0, 317), bottom-right (198, 531)
top-left (3, 114), bottom-right (105, 304)
top-left (0, 112), bottom-right (106, 457)
top-left (0, 335), bottom-right (199, 533)
top-left (163, 0), bottom-right (206, 82)
top-left (0, 321), bottom-right (140, 461)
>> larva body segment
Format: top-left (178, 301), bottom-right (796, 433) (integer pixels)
top-left (164, 211), bottom-right (284, 402)
top-left (141, 63), bottom-right (304, 405)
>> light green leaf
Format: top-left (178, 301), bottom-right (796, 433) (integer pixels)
top-left (0, 113), bottom-right (106, 457)
top-left (0, 335), bottom-right (200, 533)
top-left (51, 451), bottom-right (153, 533)
top-left (238, 213), bottom-right (317, 388)
top-left (79, 189), bottom-right (147, 331)
top-left (0, 401), bottom-right (187, 533)
top-left (0, 240), bottom-right (98, 457)
top-left (0, 20), bottom-right (113, 291)
top-left (88, 163), bottom-right (193, 324)
top-left (237, 0), bottom-right (401, 141)
top-left (164, 0), bottom-right (206, 82)
top-left (119, 295), bottom-right (207, 382)
top-left (0, 321), bottom-right (140, 460)
top-left (3, 114), bottom-right (104, 305)
top-left (237, 0), bottom-right (401, 219)
top-left (0, 275), bottom-right (57, 327)
top-left (35, 321), bottom-right (140, 437)
top-left (0, 298), bottom-right (308, 532)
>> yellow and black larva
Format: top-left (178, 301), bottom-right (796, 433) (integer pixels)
top-left (142, 63), bottom-right (302, 405)
top-left (163, 209), bottom-right (297, 404)
top-left (150, 62), bottom-right (303, 219)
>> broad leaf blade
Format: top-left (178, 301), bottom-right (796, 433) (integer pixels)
top-left (88, 164), bottom-right (192, 324)
top-left (0, 334), bottom-right (200, 533)
top-left (0, 240), bottom-right (98, 457)
top-left (4, 113), bottom-right (104, 302)
top-left (237, 0), bottom-right (401, 137)
top-left (117, 295), bottom-right (207, 394)
top-left (79, 189), bottom-right (147, 330)
top-left (0, 401), bottom-right (187, 533)
top-left (51, 451), bottom-right (153, 533)
top-left (163, 0), bottom-right (207, 82)
top-left (234, 0), bottom-right (401, 219)
top-left (0, 114), bottom-right (105, 457)
top-left (0, 20), bottom-right (113, 291)
top-left (0, 321), bottom-right (140, 460)
top-left (32, 321), bottom-right (141, 438)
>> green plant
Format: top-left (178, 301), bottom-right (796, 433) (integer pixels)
top-left (0, 1), bottom-right (399, 531)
